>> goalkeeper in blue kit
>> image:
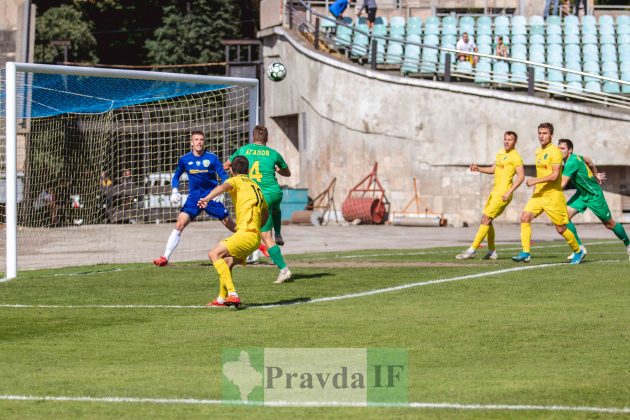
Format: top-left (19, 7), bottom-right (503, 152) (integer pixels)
top-left (153, 131), bottom-right (235, 266)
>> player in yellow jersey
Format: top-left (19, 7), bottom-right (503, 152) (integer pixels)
top-left (456, 131), bottom-right (525, 260)
top-left (512, 123), bottom-right (583, 264)
top-left (198, 156), bottom-right (268, 308)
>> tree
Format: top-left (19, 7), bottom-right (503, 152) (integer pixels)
top-left (34, 5), bottom-right (98, 64)
top-left (145, 0), bottom-right (242, 71)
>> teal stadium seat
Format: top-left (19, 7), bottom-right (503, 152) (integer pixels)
top-left (567, 81), bottom-right (583, 93)
top-left (583, 44), bottom-right (599, 63)
top-left (511, 62), bottom-right (528, 83)
top-left (565, 44), bottom-right (581, 63)
top-left (321, 16), bottom-right (337, 31)
top-left (603, 79), bottom-right (620, 94)
top-left (375, 16), bottom-right (387, 25)
top-left (622, 61), bottom-right (630, 73)
top-left (351, 29), bottom-right (370, 57)
top-left (442, 34), bottom-right (457, 46)
top-left (564, 32), bottom-right (580, 45)
top-left (475, 60), bottom-right (492, 83)
top-left (357, 17), bottom-right (367, 25)
top-left (512, 23), bottom-right (527, 36)
top-left (512, 34), bottom-right (527, 45)
top-left (493, 61), bottom-right (510, 84)
top-left (600, 33), bottom-right (616, 45)
top-left (529, 44), bottom-right (545, 62)
top-left (494, 35), bottom-right (510, 45)
top-left (620, 44), bottom-right (630, 62)
top-left (564, 15), bottom-right (579, 27)
top-left (547, 15), bottom-right (562, 26)
top-left (512, 44), bottom-right (527, 60)
top-left (564, 23), bottom-right (579, 35)
top-left (386, 41), bottom-right (403, 64)
top-left (406, 33), bottom-right (421, 44)
top-left (477, 16), bottom-right (492, 27)
top-left (369, 32), bottom-right (386, 64)
top-left (617, 15), bottom-right (630, 26)
top-left (442, 23), bottom-right (458, 36)
top-left (581, 23), bottom-right (597, 35)
top-left (406, 20), bottom-right (422, 36)
top-left (547, 24), bottom-right (562, 36)
top-left (582, 15), bottom-right (596, 26)
top-left (439, 48), bottom-right (456, 72)
top-left (455, 60), bottom-right (473, 74)
top-left (602, 61), bottom-right (619, 75)
top-left (424, 16), bottom-right (440, 34)
top-left (621, 72), bottom-right (630, 93)
top-left (460, 16), bottom-right (475, 27)
top-left (494, 15), bottom-right (510, 27)
top-left (599, 24), bottom-right (615, 36)
top-left (442, 15), bottom-right (457, 27)
top-left (599, 15), bottom-right (614, 27)
top-left (402, 37), bottom-right (421, 74)
top-left (601, 44), bottom-right (617, 63)
top-left (390, 24), bottom-right (405, 40)
top-left (494, 24), bottom-right (510, 38)
top-left (582, 33), bottom-right (598, 45)
top-left (477, 23), bottom-right (492, 36)
top-left (460, 23), bottom-right (475, 36)
top-left (342, 17), bottom-right (353, 25)
top-left (512, 15), bottom-right (527, 27)
top-left (407, 16), bottom-right (422, 28)
top-left (547, 69), bottom-right (565, 92)
top-left (420, 47), bottom-right (438, 72)
top-left (477, 34), bottom-right (492, 45)
top-left (583, 61), bottom-right (600, 82)
top-left (533, 65), bottom-right (546, 81)
top-left (390, 16), bottom-right (406, 27)
top-left (547, 33), bottom-right (563, 45)
top-left (335, 24), bottom-right (353, 48)
top-left (529, 15), bottom-right (545, 36)
top-left (617, 24), bottom-right (630, 34)
top-left (547, 44), bottom-right (563, 65)
top-left (565, 61), bottom-right (582, 83)
top-left (478, 43), bottom-right (492, 60)
top-left (424, 34), bottom-right (439, 46)
top-left (530, 34), bottom-right (545, 45)
top-left (373, 23), bottom-right (387, 36)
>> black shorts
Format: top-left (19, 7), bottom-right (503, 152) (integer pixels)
top-left (367, 7), bottom-right (377, 23)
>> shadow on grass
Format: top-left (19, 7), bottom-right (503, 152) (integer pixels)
top-left (291, 272), bottom-right (333, 281)
top-left (241, 297), bottom-right (311, 308)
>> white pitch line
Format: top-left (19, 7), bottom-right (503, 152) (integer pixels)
top-left (0, 395), bottom-right (627, 414)
top-left (0, 262), bottom-right (566, 310)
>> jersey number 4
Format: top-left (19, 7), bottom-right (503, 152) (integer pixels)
top-left (249, 161), bottom-right (262, 182)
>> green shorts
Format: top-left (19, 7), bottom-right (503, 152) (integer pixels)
top-left (261, 189), bottom-right (283, 232)
top-left (567, 191), bottom-right (612, 222)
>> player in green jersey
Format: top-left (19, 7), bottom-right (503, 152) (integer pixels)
top-left (225, 125), bottom-right (293, 283)
top-left (559, 139), bottom-right (630, 261)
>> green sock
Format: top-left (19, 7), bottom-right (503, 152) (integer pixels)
top-left (268, 245), bottom-right (287, 270)
top-left (273, 210), bottom-right (282, 237)
top-left (612, 223), bottom-right (630, 246)
top-left (566, 221), bottom-right (582, 246)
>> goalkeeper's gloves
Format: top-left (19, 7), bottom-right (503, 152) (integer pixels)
top-left (170, 188), bottom-right (182, 206)
top-left (212, 193), bottom-right (225, 204)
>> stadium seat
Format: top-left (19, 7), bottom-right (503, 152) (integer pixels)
top-left (455, 60), bottom-right (472, 74)
top-left (602, 44), bottom-right (618, 63)
top-left (603, 80), bottom-right (621, 94)
top-left (477, 34), bottom-right (492, 46)
top-left (622, 61), bottom-right (630, 73)
top-left (533, 65), bottom-right (546, 81)
top-left (373, 24), bottom-right (387, 36)
top-left (478, 43), bottom-right (492, 57)
top-left (375, 16), bottom-right (387, 26)
top-left (547, 68), bottom-right (564, 83)
top-left (512, 15), bottom-right (527, 27)
top-left (512, 44), bottom-right (527, 60)
top-left (565, 44), bottom-right (581, 63)
top-left (390, 16), bottom-right (406, 27)
top-left (477, 23), bottom-right (492, 36)
top-left (407, 16), bottom-right (422, 29)
top-left (425, 16), bottom-right (440, 29)
top-left (567, 81), bottom-right (583, 93)
top-left (529, 16), bottom-right (545, 36)
top-left (511, 62), bottom-right (528, 83)
top-left (335, 25), bottom-right (353, 48)
top-left (493, 61), bottom-right (510, 84)
top-left (547, 33), bottom-right (563, 45)
top-left (438, 48), bottom-right (456, 72)
top-left (583, 61), bottom-right (601, 82)
top-left (618, 15), bottom-right (630, 26)
top-left (621, 72), bottom-right (630, 93)
top-left (407, 22), bottom-right (422, 36)
top-left (618, 33), bottom-right (630, 48)
top-left (475, 59), bottom-right (492, 83)
top-left (581, 33), bottom-right (598, 45)
top-left (351, 31), bottom-right (370, 57)
top-left (420, 47), bottom-right (438, 72)
top-left (581, 15), bottom-right (596, 26)
top-left (321, 16), bottom-right (337, 31)
top-left (529, 44), bottom-right (545, 63)
top-left (564, 15), bottom-right (579, 27)
top-left (424, 34), bottom-right (439, 46)
top-left (369, 36), bottom-right (386, 64)
top-left (357, 17), bottom-right (367, 25)
top-left (386, 41), bottom-right (403, 64)
top-left (512, 34), bottom-right (527, 45)
top-left (442, 23), bottom-right (458, 36)
top-left (564, 33), bottom-right (580, 45)
top-left (390, 24), bottom-right (405, 39)
top-left (406, 33), bottom-right (421, 44)
top-left (585, 81), bottom-right (602, 92)
top-left (547, 15), bottom-right (562, 26)
top-left (547, 24), bottom-right (562, 36)
top-left (442, 15), bottom-right (457, 26)
top-left (583, 44), bottom-right (599, 62)
top-left (460, 23), bottom-right (475, 36)
top-left (478, 15), bottom-right (492, 27)
top-left (442, 34), bottom-right (457, 46)
top-left (602, 61), bottom-right (619, 75)
top-left (401, 42), bottom-right (421, 73)
top-left (342, 17), bottom-right (353, 25)
top-left (530, 34), bottom-right (545, 45)
top-left (494, 15), bottom-right (510, 27)
top-left (564, 23), bottom-right (579, 35)
top-left (459, 15), bottom-right (475, 27)
top-left (565, 61), bottom-right (582, 83)
top-left (600, 33), bottom-right (616, 45)
top-left (617, 24), bottom-right (630, 35)
top-left (424, 23), bottom-right (440, 35)
top-left (547, 44), bottom-right (563, 61)
top-left (599, 15), bottom-right (614, 27)
top-left (599, 24), bottom-right (615, 36)
top-left (494, 25), bottom-right (510, 37)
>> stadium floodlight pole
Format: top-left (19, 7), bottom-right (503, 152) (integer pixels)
top-left (3, 62), bottom-right (259, 280)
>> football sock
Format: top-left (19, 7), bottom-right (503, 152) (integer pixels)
top-left (471, 224), bottom-right (490, 250)
top-left (273, 210), bottom-right (282, 237)
top-left (268, 245), bottom-right (287, 270)
top-left (612, 223), bottom-right (630, 246)
top-left (561, 228), bottom-right (580, 253)
top-left (164, 229), bottom-right (181, 259)
top-left (566, 221), bottom-right (582, 246)
top-left (213, 258), bottom-right (235, 295)
top-left (520, 223), bottom-right (532, 253)
top-left (487, 224), bottom-right (496, 251)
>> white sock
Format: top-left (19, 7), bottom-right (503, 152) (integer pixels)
top-left (216, 297), bottom-right (225, 304)
top-left (281, 267), bottom-right (290, 274)
top-left (228, 292), bottom-right (238, 297)
top-left (467, 247), bottom-right (476, 254)
top-left (164, 229), bottom-right (181, 259)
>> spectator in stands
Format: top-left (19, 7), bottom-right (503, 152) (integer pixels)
top-left (495, 36), bottom-right (509, 58)
top-left (544, 0), bottom-right (560, 18)
top-left (329, 0), bottom-right (350, 21)
top-left (574, 0), bottom-right (587, 16)
top-left (561, 0), bottom-right (572, 17)
top-left (357, 0), bottom-right (377, 31)
top-left (456, 32), bottom-right (478, 65)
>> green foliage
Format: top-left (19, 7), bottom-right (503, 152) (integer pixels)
top-left (34, 5), bottom-right (98, 64)
top-left (145, 0), bottom-right (242, 71)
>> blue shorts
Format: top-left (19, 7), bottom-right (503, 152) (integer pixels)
top-left (181, 196), bottom-right (229, 221)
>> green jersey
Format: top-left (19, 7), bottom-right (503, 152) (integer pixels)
top-left (562, 154), bottom-right (601, 196)
top-left (230, 143), bottom-right (288, 194)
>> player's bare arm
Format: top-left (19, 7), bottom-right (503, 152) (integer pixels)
top-left (223, 159), bottom-right (232, 171)
top-left (470, 163), bottom-right (495, 174)
top-left (198, 182), bottom-right (233, 208)
top-left (503, 165), bottom-right (525, 201)
top-left (583, 156), bottom-right (606, 184)
top-left (276, 166), bottom-right (291, 177)
top-left (526, 164), bottom-right (561, 187)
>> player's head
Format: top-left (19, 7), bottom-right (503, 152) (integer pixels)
top-left (503, 131), bottom-right (518, 151)
top-left (558, 138), bottom-right (574, 160)
top-left (231, 155), bottom-right (249, 175)
top-left (537, 123), bottom-right (554, 146)
top-left (190, 131), bottom-right (205, 154)
top-left (253, 125), bottom-right (268, 144)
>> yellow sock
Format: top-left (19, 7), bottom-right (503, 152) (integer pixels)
top-left (561, 228), bottom-right (580, 253)
top-left (471, 224), bottom-right (490, 250)
top-left (213, 258), bottom-right (236, 295)
top-left (521, 223), bottom-right (532, 253)
top-left (487, 224), bottom-right (495, 251)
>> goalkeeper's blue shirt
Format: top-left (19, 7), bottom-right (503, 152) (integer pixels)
top-left (171, 151), bottom-right (228, 197)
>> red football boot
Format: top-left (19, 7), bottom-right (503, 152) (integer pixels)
top-left (225, 295), bottom-right (242, 308)
top-left (153, 256), bottom-right (168, 267)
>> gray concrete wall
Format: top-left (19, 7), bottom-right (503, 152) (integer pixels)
top-left (260, 27), bottom-right (630, 226)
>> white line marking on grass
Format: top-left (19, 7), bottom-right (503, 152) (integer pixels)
top-left (0, 395), bottom-right (627, 413)
top-left (0, 303), bottom-right (209, 309)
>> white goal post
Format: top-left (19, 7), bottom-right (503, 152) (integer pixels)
top-left (2, 62), bottom-right (259, 280)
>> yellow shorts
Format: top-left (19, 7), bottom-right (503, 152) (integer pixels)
top-left (523, 191), bottom-right (569, 226)
top-left (483, 192), bottom-right (511, 219)
top-left (221, 230), bottom-right (261, 261)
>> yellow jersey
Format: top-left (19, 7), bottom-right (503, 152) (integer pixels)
top-left (534, 143), bottom-right (563, 195)
top-left (226, 174), bottom-right (268, 233)
top-left (492, 148), bottom-right (523, 194)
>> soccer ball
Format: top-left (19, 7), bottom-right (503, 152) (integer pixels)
top-left (266, 62), bottom-right (287, 82)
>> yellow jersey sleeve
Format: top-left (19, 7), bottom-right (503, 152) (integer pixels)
top-left (549, 145), bottom-right (563, 166)
top-left (511, 150), bottom-right (524, 168)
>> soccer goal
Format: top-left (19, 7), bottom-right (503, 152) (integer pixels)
top-left (1, 62), bottom-right (258, 279)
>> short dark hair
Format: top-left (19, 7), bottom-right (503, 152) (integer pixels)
top-left (504, 131), bottom-right (518, 141)
top-left (538, 122), bottom-right (554, 134)
top-left (253, 125), bottom-right (268, 143)
top-left (558, 138), bottom-right (574, 151)
top-left (231, 156), bottom-right (249, 175)
top-left (190, 130), bottom-right (205, 138)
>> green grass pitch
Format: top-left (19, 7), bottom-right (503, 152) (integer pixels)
top-left (0, 241), bottom-right (629, 418)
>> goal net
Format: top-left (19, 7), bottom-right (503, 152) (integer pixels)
top-left (1, 63), bottom-right (257, 278)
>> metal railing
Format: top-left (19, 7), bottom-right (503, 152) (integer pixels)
top-left (287, 0), bottom-right (630, 111)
